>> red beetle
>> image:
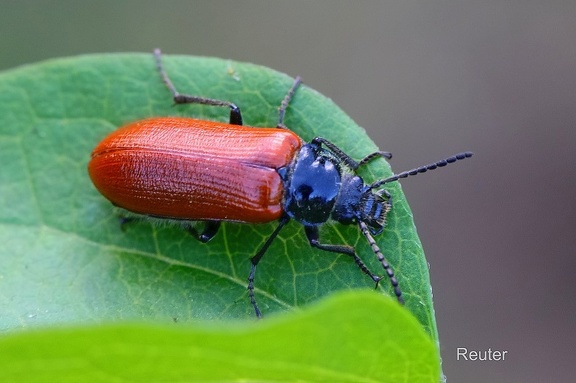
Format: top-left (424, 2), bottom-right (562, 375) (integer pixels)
top-left (89, 49), bottom-right (472, 317)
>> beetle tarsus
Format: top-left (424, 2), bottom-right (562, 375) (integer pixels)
top-left (359, 221), bottom-right (404, 304)
top-left (357, 151), bottom-right (393, 167)
top-left (247, 263), bottom-right (262, 318)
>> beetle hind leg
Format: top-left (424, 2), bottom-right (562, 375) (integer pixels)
top-left (153, 48), bottom-right (243, 125)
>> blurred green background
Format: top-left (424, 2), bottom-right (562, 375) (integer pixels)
top-left (1, 1), bottom-right (574, 382)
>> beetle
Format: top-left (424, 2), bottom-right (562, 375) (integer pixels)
top-left (88, 49), bottom-right (472, 317)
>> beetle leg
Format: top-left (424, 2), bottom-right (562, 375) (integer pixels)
top-left (247, 216), bottom-right (290, 318)
top-left (277, 76), bottom-right (302, 129)
top-left (311, 138), bottom-right (392, 170)
top-left (304, 226), bottom-right (381, 284)
top-left (359, 221), bottom-right (404, 304)
top-left (310, 137), bottom-right (362, 169)
top-left (174, 95), bottom-right (242, 126)
top-left (186, 221), bottom-right (221, 243)
top-left (153, 48), bottom-right (243, 125)
top-left (357, 151), bottom-right (393, 167)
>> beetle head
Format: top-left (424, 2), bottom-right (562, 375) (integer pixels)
top-left (331, 174), bottom-right (391, 235)
top-left (357, 188), bottom-right (391, 235)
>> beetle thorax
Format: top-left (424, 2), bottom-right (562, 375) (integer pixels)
top-left (281, 144), bottom-right (342, 226)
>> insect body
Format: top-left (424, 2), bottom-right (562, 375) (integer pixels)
top-left (88, 49), bottom-right (472, 317)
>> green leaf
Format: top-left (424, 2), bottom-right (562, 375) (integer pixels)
top-left (0, 53), bottom-right (438, 349)
top-left (0, 290), bottom-right (439, 383)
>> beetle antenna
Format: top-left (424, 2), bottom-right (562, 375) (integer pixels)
top-left (369, 152), bottom-right (473, 190)
top-left (359, 221), bottom-right (404, 304)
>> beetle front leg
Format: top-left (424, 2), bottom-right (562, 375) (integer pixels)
top-left (304, 226), bottom-right (381, 284)
top-left (310, 137), bottom-right (392, 170)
